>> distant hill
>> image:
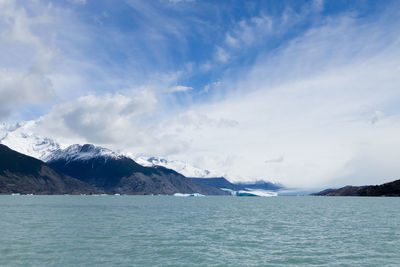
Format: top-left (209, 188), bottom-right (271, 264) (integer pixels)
top-left (236, 180), bottom-right (283, 191)
top-left (189, 177), bottom-right (284, 194)
top-left (312, 179), bottom-right (400, 196)
top-left (189, 177), bottom-right (246, 191)
top-left (46, 144), bottom-right (228, 195)
top-left (0, 144), bottom-right (98, 194)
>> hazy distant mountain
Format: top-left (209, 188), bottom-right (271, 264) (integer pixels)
top-left (312, 179), bottom-right (400, 196)
top-left (236, 180), bottom-right (284, 191)
top-left (46, 144), bottom-right (228, 195)
top-left (189, 177), bottom-right (246, 191)
top-left (0, 144), bottom-right (98, 194)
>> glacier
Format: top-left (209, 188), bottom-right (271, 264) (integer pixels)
top-left (220, 188), bottom-right (278, 197)
top-left (235, 190), bottom-right (278, 197)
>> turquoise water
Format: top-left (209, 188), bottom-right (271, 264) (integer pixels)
top-left (1, 196), bottom-right (399, 266)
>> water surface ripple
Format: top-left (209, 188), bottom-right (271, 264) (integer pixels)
top-left (0, 196), bottom-right (399, 266)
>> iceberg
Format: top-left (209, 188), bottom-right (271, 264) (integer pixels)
top-left (221, 188), bottom-right (278, 197)
top-left (235, 190), bottom-right (277, 197)
top-left (173, 193), bottom-right (205, 197)
top-left (220, 188), bottom-right (236, 195)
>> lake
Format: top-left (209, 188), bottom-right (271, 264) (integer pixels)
top-left (1, 195), bottom-right (399, 266)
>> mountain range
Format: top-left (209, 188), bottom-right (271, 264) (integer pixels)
top-left (46, 144), bottom-right (227, 195)
top-left (0, 144), bottom-right (98, 194)
top-left (3, 122), bottom-right (399, 197)
top-left (188, 177), bottom-right (246, 191)
top-left (0, 143), bottom-right (229, 195)
top-left (0, 121), bottom-right (282, 195)
top-left (0, 121), bottom-right (222, 178)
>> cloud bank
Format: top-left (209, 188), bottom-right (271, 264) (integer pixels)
top-left (2, 0), bottom-right (400, 188)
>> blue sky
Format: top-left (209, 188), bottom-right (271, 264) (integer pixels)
top-left (1, 0), bottom-right (400, 187)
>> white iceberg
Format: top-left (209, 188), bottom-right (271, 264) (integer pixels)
top-left (236, 189), bottom-right (277, 197)
top-left (173, 193), bottom-right (205, 197)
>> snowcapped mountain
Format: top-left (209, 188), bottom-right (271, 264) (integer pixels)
top-left (0, 121), bottom-right (60, 160)
top-left (44, 144), bottom-right (123, 162)
top-left (47, 145), bottom-right (216, 179)
top-left (0, 122), bottom-right (279, 186)
top-left (0, 120), bottom-right (232, 181)
top-left (134, 156), bottom-right (223, 178)
top-left (45, 144), bottom-right (228, 195)
top-left (0, 121), bottom-right (222, 178)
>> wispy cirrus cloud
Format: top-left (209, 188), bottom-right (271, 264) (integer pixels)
top-left (2, 0), bottom-right (400, 188)
top-left (168, 0), bottom-right (195, 4)
top-left (169, 85), bottom-right (193, 93)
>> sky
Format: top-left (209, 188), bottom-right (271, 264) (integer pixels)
top-left (1, 0), bottom-right (400, 188)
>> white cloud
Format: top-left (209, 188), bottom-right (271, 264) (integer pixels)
top-left (215, 46), bottom-right (229, 62)
top-left (0, 0), bottom-right (203, 120)
top-left (225, 15), bottom-right (273, 48)
top-left (38, 91), bottom-right (157, 145)
top-left (201, 81), bottom-right (221, 94)
top-left (265, 156), bottom-right (284, 164)
top-left (225, 33), bottom-right (239, 47)
top-left (26, 9), bottom-right (400, 189)
top-left (168, 0), bottom-right (195, 4)
top-left (0, 70), bottom-right (54, 118)
top-left (370, 110), bottom-right (384, 125)
top-left (311, 0), bottom-right (324, 13)
top-left (169, 85), bottom-right (193, 93)
top-left (180, 13), bottom-right (400, 187)
top-left (4, 1), bottom-right (400, 189)
top-left (199, 61), bottom-right (212, 72)
top-left (0, 0), bottom-right (56, 118)
top-left (68, 0), bottom-right (87, 4)
top-left (116, 11), bottom-right (400, 188)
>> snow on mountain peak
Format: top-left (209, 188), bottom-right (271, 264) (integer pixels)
top-left (1, 120), bottom-right (227, 179)
top-left (0, 121), bottom-right (60, 160)
top-left (44, 144), bottom-right (123, 162)
top-left (134, 156), bottom-right (222, 178)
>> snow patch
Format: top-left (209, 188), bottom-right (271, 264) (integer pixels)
top-left (44, 144), bottom-right (123, 162)
top-left (0, 121), bottom-right (60, 160)
top-left (134, 156), bottom-right (223, 178)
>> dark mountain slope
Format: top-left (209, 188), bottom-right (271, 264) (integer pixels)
top-left (235, 180), bottom-right (283, 191)
top-left (0, 144), bottom-right (98, 194)
top-left (47, 144), bottom-right (228, 195)
top-left (189, 177), bottom-right (245, 191)
top-left (313, 179), bottom-right (400, 196)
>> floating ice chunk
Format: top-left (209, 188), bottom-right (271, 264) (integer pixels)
top-left (173, 193), bottom-right (205, 197)
top-left (235, 190), bottom-right (277, 197)
top-left (220, 188), bottom-right (236, 195)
